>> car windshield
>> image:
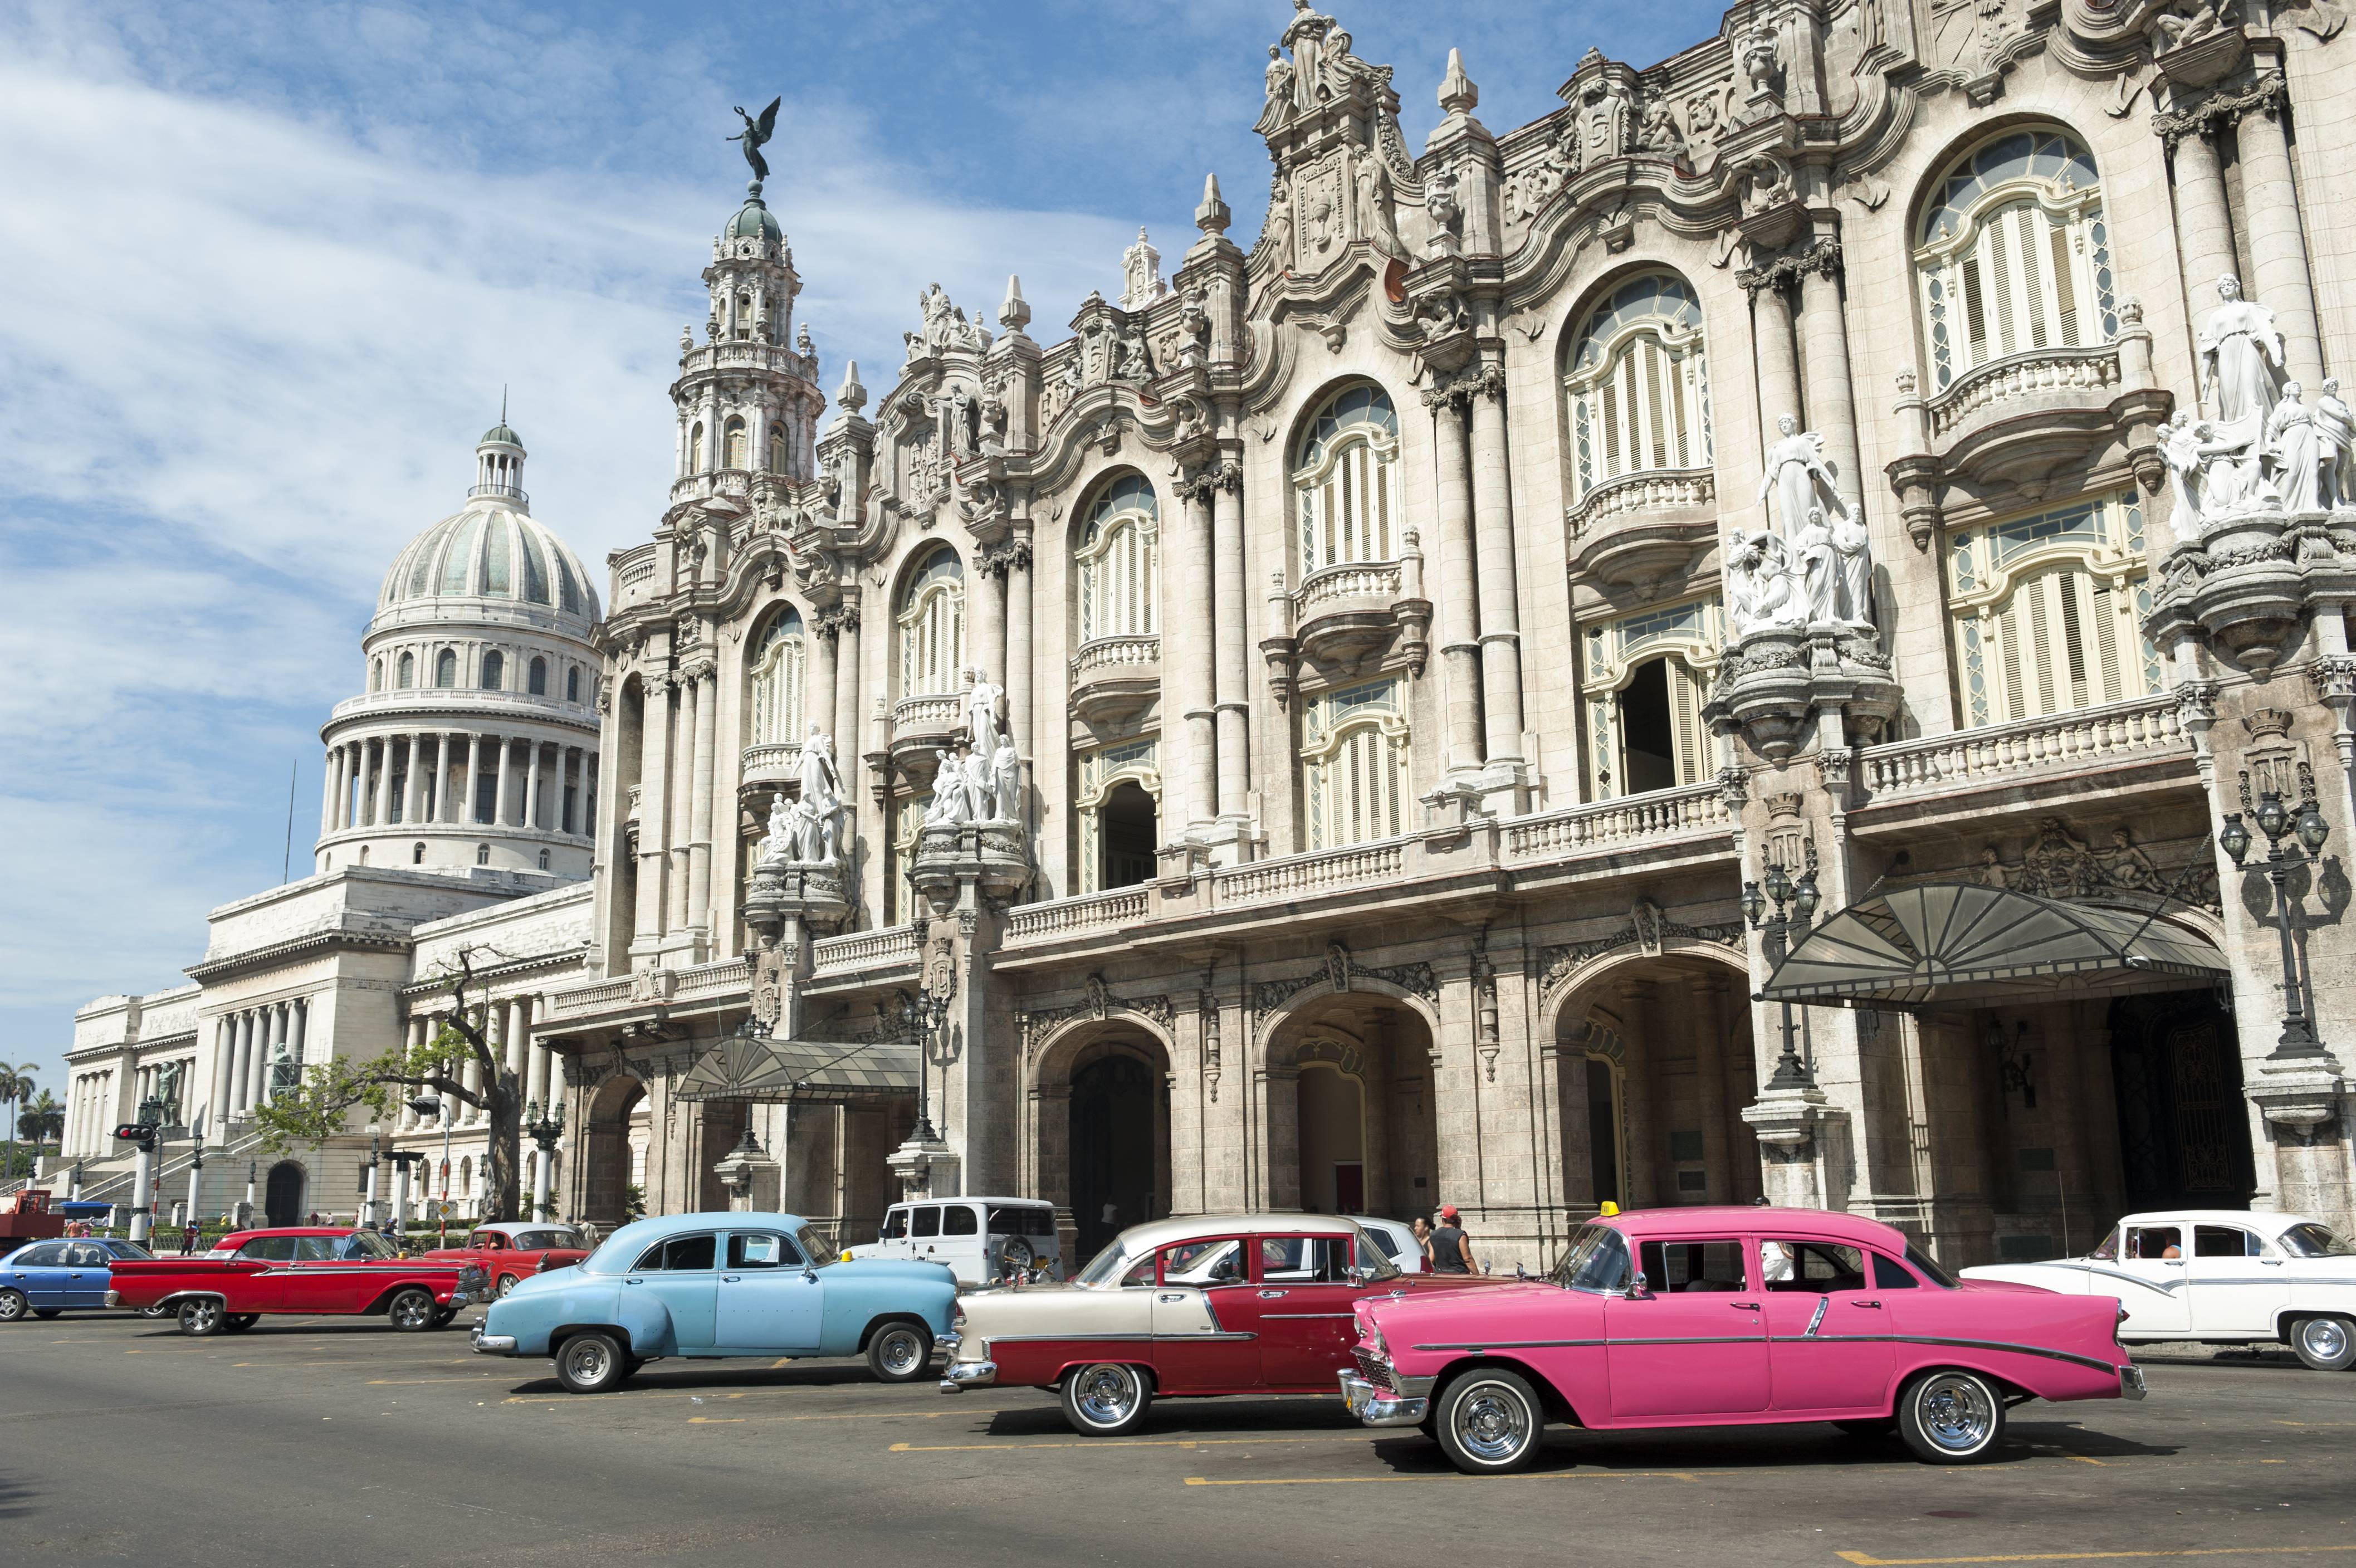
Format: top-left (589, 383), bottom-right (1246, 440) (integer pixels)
top-left (1073, 1242), bottom-right (1131, 1289)
top-left (1551, 1223), bottom-right (1632, 1293)
top-left (2088, 1227), bottom-right (2120, 1261)
top-left (794, 1224), bottom-right (835, 1268)
top-left (2279, 1223), bottom-right (2356, 1258)
top-left (1905, 1239), bottom-right (1958, 1287)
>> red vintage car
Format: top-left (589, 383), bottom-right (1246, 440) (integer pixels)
top-left (940, 1214), bottom-right (1504, 1435)
top-left (422, 1222), bottom-right (594, 1299)
top-left (107, 1227), bottom-right (488, 1335)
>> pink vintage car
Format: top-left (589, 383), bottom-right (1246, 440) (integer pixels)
top-left (1341, 1205), bottom-right (2144, 1474)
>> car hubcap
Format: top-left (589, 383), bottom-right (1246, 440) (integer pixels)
top-left (1918, 1374), bottom-right (1994, 1452)
top-left (566, 1340), bottom-right (612, 1385)
top-left (2303, 1318), bottom-right (2349, 1361)
top-left (498, 1276), bottom-right (516, 1298)
top-left (1075, 1366), bottom-right (1138, 1424)
top-left (395, 1296), bottom-right (429, 1328)
top-left (187, 1303), bottom-right (218, 1332)
top-left (1453, 1382), bottom-right (1532, 1463)
top-left (0, 1293), bottom-right (22, 1320)
top-left (879, 1330), bottom-right (923, 1376)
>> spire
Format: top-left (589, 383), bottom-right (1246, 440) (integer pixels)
top-left (999, 274), bottom-right (1032, 336)
top-left (1195, 173), bottom-right (1231, 237)
top-left (837, 359), bottom-right (868, 416)
top-left (1439, 47), bottom-right (1478, 115)
top-left (472, 413), bottom-right (526, 509)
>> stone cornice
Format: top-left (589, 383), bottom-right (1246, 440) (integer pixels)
top-left (184, 927), bottom-right (414, 985)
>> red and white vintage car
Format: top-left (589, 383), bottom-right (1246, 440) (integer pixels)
top-left (940, 1214), bottom-right (1500, 1435)
top-left (422, 1222), bottom-right (593, 1298)
top-left (107, 1227), bottom-right (487, 1335)
top-left (1342, 1206), bottom-right (2146, 1474)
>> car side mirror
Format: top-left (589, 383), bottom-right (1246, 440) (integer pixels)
top-left (1627, 1270), bottom-right (1653, 1300)
top-left (803, 1266), bottom-right (817, 1283)
top-left (1346, 1266), bottom-right (1375, 1285)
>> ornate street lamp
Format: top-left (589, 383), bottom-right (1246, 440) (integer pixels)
top-left (2218, 779), bottom-right (2332, 1061)
top-left (408, 1092), bottom-right (454, 1242)
top-left (1744, 866), bottom-right (1821, 1090)
top-left (899, 990), bottom-right (950, 1142)
top-left (524, 1098), bottom-right (566, 1220)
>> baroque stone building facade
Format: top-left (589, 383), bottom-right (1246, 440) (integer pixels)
top-left (46, 0), bottom-right (2356, 1271)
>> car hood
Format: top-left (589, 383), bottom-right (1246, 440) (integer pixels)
top-left (823, 1258), bottom-right (957, 1286)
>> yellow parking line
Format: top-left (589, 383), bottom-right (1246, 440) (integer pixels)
top-left (1835, 1546), bottom-right (2356, 1566)
top-left (2066, 1455), bottom-right (2107, 1466)
top-left (687, 1417), bottom-right (744, 1424)
top-left (1182, 1471), bottom-right (1698, 1487)
top-left (365, 1378), bottom-right (497, 1385)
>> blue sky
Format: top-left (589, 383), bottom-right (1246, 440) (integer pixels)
top-left (0, 0), bottom-right (1724, 1110)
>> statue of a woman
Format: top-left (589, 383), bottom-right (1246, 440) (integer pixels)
top-left (2198, 273), bottom-right (2285, 435)
top-left (1792, 507), bottom-right (1840, 624)
top-left (2157, 409), bottom-right (2207, 538)
top-left (1757, 414), bottom-right (1844, 539)
top-left (1829, 505), bottom-right (1874, 627)
top-left (923, 755), bottom-right (970, 825)
top-left (2266, 381), bottom-right (2327, 514)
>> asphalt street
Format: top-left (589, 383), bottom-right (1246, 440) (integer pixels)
top-left (2, 1308), bottom-right (2351, 1567)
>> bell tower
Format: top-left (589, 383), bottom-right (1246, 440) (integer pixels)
top-left (671, 172), bottom-right (825, 492)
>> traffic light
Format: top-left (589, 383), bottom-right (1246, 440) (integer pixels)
top-left (112, 1124), bottom-right (158, 1151)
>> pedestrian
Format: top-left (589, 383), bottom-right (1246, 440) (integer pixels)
top-left (1410, 1215), bottom-right (1434, 1267)
top-left (180, 1220), bottom-right (198, 1255)
top-left (1429, 1205), bottom-right (1477, 1275)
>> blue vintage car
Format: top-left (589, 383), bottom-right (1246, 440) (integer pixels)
top-left (472, 1211), bottom-right (960, 1393)
top-left (1, 1238), bottom-right (155, 1321)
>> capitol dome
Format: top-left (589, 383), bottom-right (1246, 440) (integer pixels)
top-left (379, 504), bottom-right (599, 622)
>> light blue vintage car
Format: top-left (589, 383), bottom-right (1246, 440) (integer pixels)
top-left (472, 1211), bottom-right (960, 1393)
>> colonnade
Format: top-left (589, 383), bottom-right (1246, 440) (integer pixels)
top-left (207, 997), bottom-right (309, 1133)
top-left (1415, 353), bottom-right (1528, 787)
top-left (128, 1057), bottom-right (196, 1123)
top-left (67, 1069), bottom-right (115, 1157)
top-left (321, 733), bottom-right (597, 838)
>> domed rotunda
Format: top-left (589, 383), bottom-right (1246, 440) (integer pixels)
top-left (315, 422), bottom-right (603, 881)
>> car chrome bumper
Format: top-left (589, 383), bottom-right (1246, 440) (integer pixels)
top-left (939, 1359), bottom-right (997, 1393)
top-left (1338, 1369), bottom-right (1430, 1428)
top-left (472, 1330), bottom-right (518, 1355)
top-left (104, 1290), bottom-right (120, 1308)
top-left (936, 1331), bottom-right (961, 1354)
top-left (2119, 1364), bottom-right (2147, 1401)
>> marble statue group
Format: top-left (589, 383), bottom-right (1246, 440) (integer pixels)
top-left (760, 726), bottom-right (849, 867)
top-left (921, 668), bottom-right (1021, 828)
top-left (1724, 413), bottom-right (1876, 639)
top-left (2159, 274), bottom-right (2355, 533)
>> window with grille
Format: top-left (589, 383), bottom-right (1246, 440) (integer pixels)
top-left (1294, 384), bottom-right (1401, 573)
top-left (1577, 596), bottom-right (1723, 800)
top-left (1076, 473), bottom-right (1159, 644)
top-left (1563, 272), bottom-right (1711, 504)
top-left (1944, 491), bottom-right (2156, 727)
top-left (1077, 739), bottom-right (1160, 893)
top-left (896, 548), bottom-right (965, 697)
top-left (749, 605), bottom-right (807, 745)
top-left (1302, 680), bottom-right (1411, 851)
top-left (724, 417), bottom-right (749, 470)
top-left (1914, 128), bottom-right (2117, 390)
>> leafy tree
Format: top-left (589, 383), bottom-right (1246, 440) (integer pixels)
top-left (17, 1089), bottom-right (63, 1149)
top-left (256, 946), bottom-right (525, 1222)
top-left (0, 1061), bottom-right (34, 1185)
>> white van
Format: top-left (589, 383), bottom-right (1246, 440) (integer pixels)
top-left (848, 1196), bottom-right (1064, 1286)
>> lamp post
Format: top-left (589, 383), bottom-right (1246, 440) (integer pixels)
top-left (408, 1095), bottom-right (453, 1242)
top-left (244, 1161), bottom-right (256, 1220)
top-left (1743, 863), bottom-right (1821, 1090)
top-left (363, 1134), bottom-right (382, 1227)
top-left (123, 1095), bottom-right (167, 1243)
top-left (2218, 783), bottom-right (2333, 1061)
top-left (524, 1099), bottom-right (566, 1220)
top-left (185, 1124), bottom-right (207, 1251)
top-left (899, 990), bottom-right (950, 1142)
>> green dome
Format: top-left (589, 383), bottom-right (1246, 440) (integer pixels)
top-left (726, 186), bottom-right (781, 243)
top-left (479, 422), bottom-right (523, 448)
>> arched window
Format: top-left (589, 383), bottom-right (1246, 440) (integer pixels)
top-left (1293, 384), bottom-right (1400, 572)
top-left (749, 605), bottom-right (808, 745)
top-left (688, 421), bottom-right (705, 473)
top-left (1914, 128), bottom-right (2115, 390)
top-left (397, 652), bottom-right (416, 689)
top-left (358, 846), bottom-right (370, 866)
top-left (724, 416), bottom-right (749, 470)
top-left (412, 843), bottom-right (426, 864)
top-left (736, 292), bottom-right (754, 338)
top-left (528, 656), bottom-right (548, 696)
top-left (1076, 473), bottom-right (1159, 644)
top-left (1944, 490), bottom-right (2156, 726)
top-left (770, 427), bottom-right (789, 474)
top-left (538, 849), bottom-right (550, 870)
top-left (434, 649), bottom-right (457, 688)
top-left (565, 667), bottom-right (580, 704)
top-left (1077, 739), bottom-right (1160, 894)
top-left (1301, 679), bottom-right (1412, 851)
top-left (476, 843), bottom-right (491, 866)
top-left (1563, 272), bottom-right (1711, 503)
top-left (370, 658), bottom-right (382, 692)
top-left (1579, 596), bottom-right (1723, 800)
top-left (897, 548), bottom-right (965, 697)
top-left (481, 650), bottom-right (504, 691)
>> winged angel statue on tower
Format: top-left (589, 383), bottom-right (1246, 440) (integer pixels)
top-left (730, 96), bottom-right (781, 182)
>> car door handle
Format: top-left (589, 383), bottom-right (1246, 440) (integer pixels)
top-left (1157, 1292), bottom-right (1186, 1303)
top-left (1730, 1301), bottom-right (1760, 1310)
top-left (1853, 1300), bottom-right (1881, 1309)
top-left (1259, 1289), bottom-right (1287, 1299)
top-left (723, 1275), bottom-right (742, 1283)
top-left (2260, 1259), bottom-right (2284, 1266)
top-left (625, 1277), bottom-right (644, 1285)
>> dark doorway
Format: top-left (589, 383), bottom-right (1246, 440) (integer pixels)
top-left (1101, 782), bottom-right (1157, 890)
top-left (2108, 991), bottom-right (2254, 1212)
top-left (583, 1079), bottom-right (647, 1224)
top-left (1617, 660), bottom-right (1677, 795)
top-left (1071, 1053), bottom-right (1156, 1256)
top-left (264, 1161), bottom-right (305, 1227)
top-left (1333, 1161), bottom-right (1365, 1213)
top-left (1587, 1057), bottom-right (1623, 1208)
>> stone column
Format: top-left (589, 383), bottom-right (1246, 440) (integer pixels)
top-left (812, 622), bottom-right (840, 745)
top-left (319, 748), bottom-right (340, 836)
top-left (833, 605), bottom-right (862, 782)
top-left (688, 667), bottom-right (717, 934)
top-left (289, 998), bottom-right (306, 1083)
top-left (370, 737), bottom-right (392, 827)
top-left (634, 676), bottom-right (673, 946)
top-left (505, 997), bottom-right (529, 1096)
top-left (974, 551), bottom-right (1008, 693)
top-left (230, 1012), bottom-right (255, 1115)
top-left (670, 678), bottom-right (697, 932)
top-left (2233, 90), bottom-right (2325, 391)
top-left (211, 1018), bottom-right (236, 1135)
top-left (248, 1005), bottom-right (277, 1108)
top-left (328, 745), bottom-right (346, 831)
top-left (1004, 548), bottom-right (1034, 759)
top-left (1467, 367), bottom-right (1525, 766)
top-left (2166, 127), bottom-right (2238, 335)
top-left (493, 735), bottom-right (514, 827)
top-left (1210, 471), bottom-right (1250, 819)
top-left (463, 1047), bottom-right (485, 1125)
top-left (461, 735), bottom-right (481, 828)
top-left (1423, 381), bottom-right (1485, 774)
top-left (525, 740), bottom-right (542, 832)
top-left (1796, 238), bottom-right (1866, 516)
top-left (1171, 477), bottom-right (1218, 833)
top-left (1749, 272), bottom-right (1804, 446)
top-left (400, 734), bottom-right (424, 826)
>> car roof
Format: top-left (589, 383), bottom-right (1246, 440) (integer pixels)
top-left (472, 1221), bottom-right (583, 1236)
top-left (2115, 1209), bottom-right (2310, 1231)
top-left (588, 1212), bottom-right (811, 1252)
top-left (1597, 1205), bottom-right (1912, 1248)
top-left (1112, 1213), bottom-right (1366, 1254)
top-left (219, 1227), bottom-right (356, 1241)
top-left (886, 1195), bottom-right (1052, 1207)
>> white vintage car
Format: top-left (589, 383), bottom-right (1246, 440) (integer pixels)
top-left (1959, 1209), bottom-right (2356, 1371)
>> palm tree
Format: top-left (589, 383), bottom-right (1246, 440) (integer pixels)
top-left (18, 1090), bottom-right (63, 1152)
top-left (0, 1063), bottom-right (33, 1186)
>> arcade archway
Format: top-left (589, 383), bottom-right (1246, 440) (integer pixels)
top-left (1263, 994), bottom-right (1437, 1220)
top-left (1033, 1027), bottom-right (1172, 1258)
top-left (264, 1160), bottom-right (306, 1227)
top-left (581, 1074), bottom-right (647, 1224)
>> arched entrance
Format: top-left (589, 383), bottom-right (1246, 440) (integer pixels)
top-left (1553, 954), bottom-right (1758, 1213)
top-left (1034, 1028), bottom-right (1172, 1258)
top-left (1100, 782), bottom-right (1156, 890)
top-left (581, 1075), bottom-right (647, 1224)
top-left (1264, 995), bottom-right (1437, 1219)
top-left (2109, 990), bottom-right (2253, 1210)
top-left (264, 1160), bottom-right (305, 1227)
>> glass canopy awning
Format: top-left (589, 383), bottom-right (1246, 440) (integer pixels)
top-left (672, 1025), bottom-right (918, 1102)
top-left (1759, 881), bottom-right (2228, 1008)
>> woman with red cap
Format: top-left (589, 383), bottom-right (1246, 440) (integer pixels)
top-left (1428, 1205), bottom-right (1477, 1274)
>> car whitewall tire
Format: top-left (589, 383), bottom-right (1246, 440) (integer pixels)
top-left (2291, 1315), bottom-right (2356, 1372)
top-left (496, 1274), bottom-right (519, 1298)
top-left (1060, 1363), bottom-right (1152, 1437)
top-left (1898, 1369), bottom-right (2006, 1464)
top-left (1434, 1369), bottom-right (1545, 1475)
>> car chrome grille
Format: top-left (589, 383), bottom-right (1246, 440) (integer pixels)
top-left (1352, 1348), bottom-right (1395, 1392)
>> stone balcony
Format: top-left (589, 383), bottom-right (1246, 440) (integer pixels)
top-left (1565, 468), bottom-right (1717, 594)
top-left (1852, 692), bottom-right (2194, 833)
top-left (888, 693), bottom-right (965, 775)
top-left (740, 741), bottom-right (802, 800)
top-left (1069, 635), bottom-right (1160, 725)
